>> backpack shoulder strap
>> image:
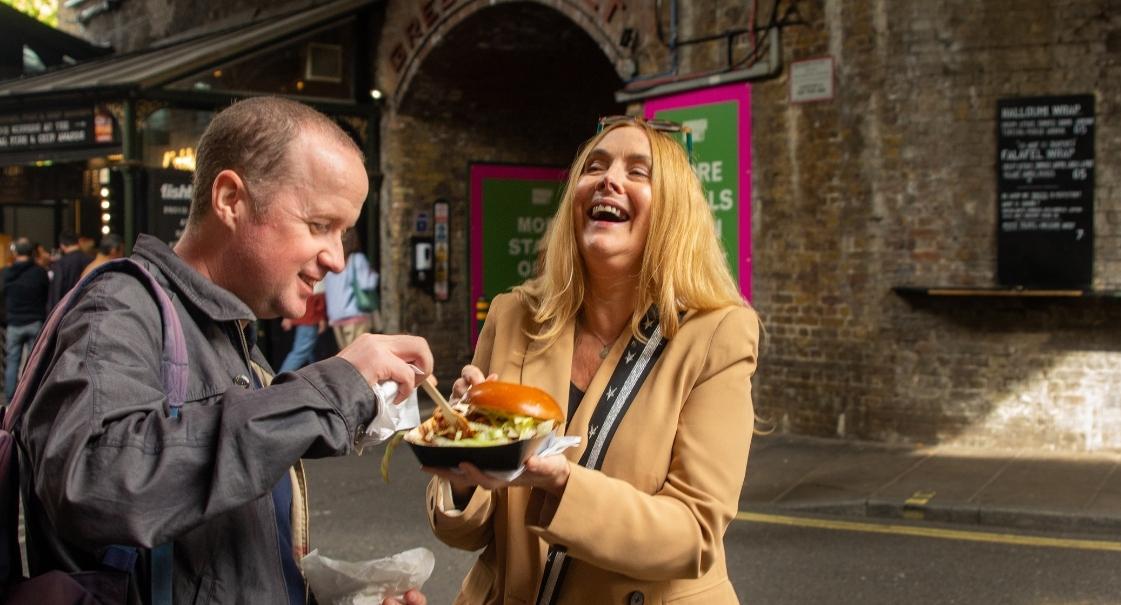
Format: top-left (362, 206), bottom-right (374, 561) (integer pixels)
top-left (0, 257), bottom-right (186, 597)
top-left (2, 257), bottom-right (188, 433)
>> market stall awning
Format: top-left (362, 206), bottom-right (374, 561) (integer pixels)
top-left (0, 0), bottom-right (374, 103)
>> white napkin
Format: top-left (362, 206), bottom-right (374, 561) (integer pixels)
top-left (355, 381), bottom-right (420, 453)
top-left (301, 547), bottom-right (434, 605)
top-left (484, 434), bottom-right (583, 481)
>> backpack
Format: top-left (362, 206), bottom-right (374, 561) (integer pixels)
top-left (0, 258), bottom-right (187, 604)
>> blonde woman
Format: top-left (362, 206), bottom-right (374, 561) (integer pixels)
top-left (423, 117), bottom-right (760, 604)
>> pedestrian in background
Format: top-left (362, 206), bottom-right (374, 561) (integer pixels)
top-left (424, 117), bottom-right (759, 604)
top-left (2, 237), bottom-right (48, 403)
top-left (77, 235), bottom-right (97, 258)
top-left (79, 232), bottom-right (125, 278)
top-left (324, 228), bottom-right (380, 349)
top-left (32, 243), bottom-right (51, 270)
top-left (45, 229), bottom-right (93, 314)
top-left (278, 279), bottom-right (328, 373)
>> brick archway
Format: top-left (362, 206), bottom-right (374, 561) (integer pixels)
top-left (380, 0), bottom-right (635, 107)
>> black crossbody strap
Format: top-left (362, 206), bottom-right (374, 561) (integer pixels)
top-left (536, 306), bottom-right (669, 605)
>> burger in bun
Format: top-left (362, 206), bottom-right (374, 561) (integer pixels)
top-left (408, 381), bottom-right (563, 447)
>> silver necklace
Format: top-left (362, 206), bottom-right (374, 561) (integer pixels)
top-left (581, 322), bottom-right (615, 359)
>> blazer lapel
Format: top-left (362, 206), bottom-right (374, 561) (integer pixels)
top-left (519, 318), bottom-right (576, 421)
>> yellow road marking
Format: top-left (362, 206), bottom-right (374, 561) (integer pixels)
top-left (735, 511), bottom-right (1121, 553)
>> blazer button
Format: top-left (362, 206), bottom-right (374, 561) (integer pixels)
top-left (627, 591), bottom-right (644, 605)
top-left (233, 374), bottom-right (251, 388)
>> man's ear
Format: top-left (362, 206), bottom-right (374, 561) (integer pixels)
top-left (211, 169), bottom-right (249, 228)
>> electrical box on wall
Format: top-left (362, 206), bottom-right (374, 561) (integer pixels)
top-left (410, 235), bottom-right (434, 292)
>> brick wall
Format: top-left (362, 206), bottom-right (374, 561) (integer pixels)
top-left (748, 0), bottom-right (1121, 450)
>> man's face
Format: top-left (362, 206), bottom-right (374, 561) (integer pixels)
top-left (223, 130), bottom-right (367, 319)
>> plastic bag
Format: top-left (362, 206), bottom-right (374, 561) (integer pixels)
top-left (301, 547), bottom-right (434, 605)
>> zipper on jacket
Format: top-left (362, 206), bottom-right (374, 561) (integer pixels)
top-left (235, 319), bottom-right (253, 374)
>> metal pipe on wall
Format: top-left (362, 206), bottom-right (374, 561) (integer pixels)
top-left (614, 27), bottom-right (781, 104)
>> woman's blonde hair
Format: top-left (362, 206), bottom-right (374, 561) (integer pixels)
top-left (515, 118), bottom-right (747, 345)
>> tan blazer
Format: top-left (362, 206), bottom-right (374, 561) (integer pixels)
top-left (427, 294), bottom-right (759, 605)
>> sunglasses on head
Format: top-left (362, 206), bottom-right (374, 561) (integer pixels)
top-left (596, 115), bottom-right (694, 159)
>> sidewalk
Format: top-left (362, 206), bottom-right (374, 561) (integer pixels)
top-left (741, 433), bottom-right (1121, 536)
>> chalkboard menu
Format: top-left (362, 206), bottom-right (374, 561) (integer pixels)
top-left (147, 168), bottom-right (193, 245)
top-left (997, 95), bottom-right (1094, 287)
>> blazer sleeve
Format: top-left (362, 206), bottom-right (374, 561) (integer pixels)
top-left (425, 293), bottom-right (512, 549)
top-left (525, 306), bottom-right (759, 580)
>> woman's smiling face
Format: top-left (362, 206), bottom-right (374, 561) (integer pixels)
top-left (573, 125), bottom-right (654, 275)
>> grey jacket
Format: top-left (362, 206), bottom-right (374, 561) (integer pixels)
top-left (18, 234), bottom-right (376, 604)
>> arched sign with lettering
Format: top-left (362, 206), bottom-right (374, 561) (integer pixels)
top-left (385, 0), bottom-right (636, 105)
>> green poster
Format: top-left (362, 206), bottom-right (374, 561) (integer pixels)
top-left (646, 85), bottom-right (753, 299)
top-left (470, 164), bottom-right (566, 343)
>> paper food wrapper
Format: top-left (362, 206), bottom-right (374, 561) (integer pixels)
top-left (485, 434), bottom-right (582, 481)
top-left (355, 380), bottom-right (421, 453)
top-left (301, 547), bottom-right (434, 605)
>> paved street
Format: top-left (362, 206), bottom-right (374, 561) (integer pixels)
top-left (306, 439), bottom-right (1121, 604)
top-left (728, 513), bottom-right (1121, 604)
top-left (304, 443), bottom-right (475, 605)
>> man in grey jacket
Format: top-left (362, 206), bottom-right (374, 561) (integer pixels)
top-left (17, 97), bottom-right (427, 605)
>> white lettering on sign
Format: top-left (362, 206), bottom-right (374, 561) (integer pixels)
top-left (517, 259), bottom-right (533, 277)
top-left (706, 189), bottom-right (734, 212)
top-left (507, 238), bottom-right (537, 255)
top-left (56, 130), bottom-right (85, 142)
top-left (1001, 105), bottom-right (1049, 119)
top-left (11, 123), bottom-right (41, 134)
top-left (160, 183), bottom-right (193, 200)
top-left (531, 188), bottom-right (554, 205)
top-left (516, 216), bottom-right (551, 233)
top-left (1051, 103), bottom-right (1081, 117)
top-left (695, 161), bottom-right (723, 183)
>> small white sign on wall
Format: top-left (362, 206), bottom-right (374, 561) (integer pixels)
top-left (790, 57), bottom-right (834, 104)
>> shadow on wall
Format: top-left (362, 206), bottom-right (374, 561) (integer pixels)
top-left (886, 294), bottom-right (1121, 451)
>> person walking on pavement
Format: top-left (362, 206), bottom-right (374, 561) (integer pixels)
top-left (278, 279), bottom-right (328, 373)
top-left (2, 237), bottom-right (48, 403)
top-left (323, 228), bottom-right (380, 349)
top-left (13, 97), bottom-right (426, 605)
top-left (45, 229), bottom-right (93, 314)
top-left (79, 232), bottom-right (125, 279)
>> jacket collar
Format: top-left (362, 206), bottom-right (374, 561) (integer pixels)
top-left (521, 318), bottom-right (577, 414)
top-left (132, 233), bottom-right (256, 323)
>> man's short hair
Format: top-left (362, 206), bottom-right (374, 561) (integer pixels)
top-left (99, 233), bottom-right (123, 255)
top-left (58, 230), bottom-right (79, 247)
top-left (12, 237), bottom-right (33, 257)
top-left (188, 97), bottom-right (363, 227)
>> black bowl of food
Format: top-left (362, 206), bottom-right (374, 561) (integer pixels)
top-left (405, 381), bottom-right (563, 471)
